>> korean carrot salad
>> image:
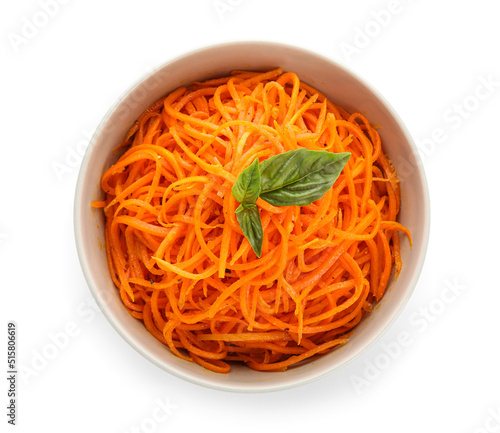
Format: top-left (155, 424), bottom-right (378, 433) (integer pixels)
top-left (92, 68), bottom-right (411, 373)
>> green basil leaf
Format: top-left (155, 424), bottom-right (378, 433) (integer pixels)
top-left (231, 157), bottom-right (261, 205)
top-left (235, 204), bottom-right (263, 258)
top-left (259, 149), bottom-right (351, 206)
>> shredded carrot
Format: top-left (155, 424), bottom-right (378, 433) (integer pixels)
top-left (93, 69), bottom-right (411, 373)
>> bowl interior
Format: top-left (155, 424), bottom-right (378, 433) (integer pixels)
top-left (75, 42), bottom-right (429, 392)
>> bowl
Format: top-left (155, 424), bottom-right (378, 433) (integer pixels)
top-left (74, 41), bottom-right (430, 392)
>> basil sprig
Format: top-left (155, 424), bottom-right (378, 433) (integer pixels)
top-left (231, 149), bottom-right (351, 258)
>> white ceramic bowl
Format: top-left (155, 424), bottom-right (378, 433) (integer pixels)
top-left (74, 42), bottom-right (430, 392)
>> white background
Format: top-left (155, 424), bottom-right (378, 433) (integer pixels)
top-left (2, 0), bottom-right (500, 432)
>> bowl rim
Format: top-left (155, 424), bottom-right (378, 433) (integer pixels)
top-left (74, 40), bottom-right (430, 393)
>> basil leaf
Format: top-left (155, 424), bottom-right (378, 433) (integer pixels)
top-left (235, 204), bottom-right (263, 258)
top-left (231, 157), bottom-right (261, 205)
top-left (259, 149), bottom-right (351, 206)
